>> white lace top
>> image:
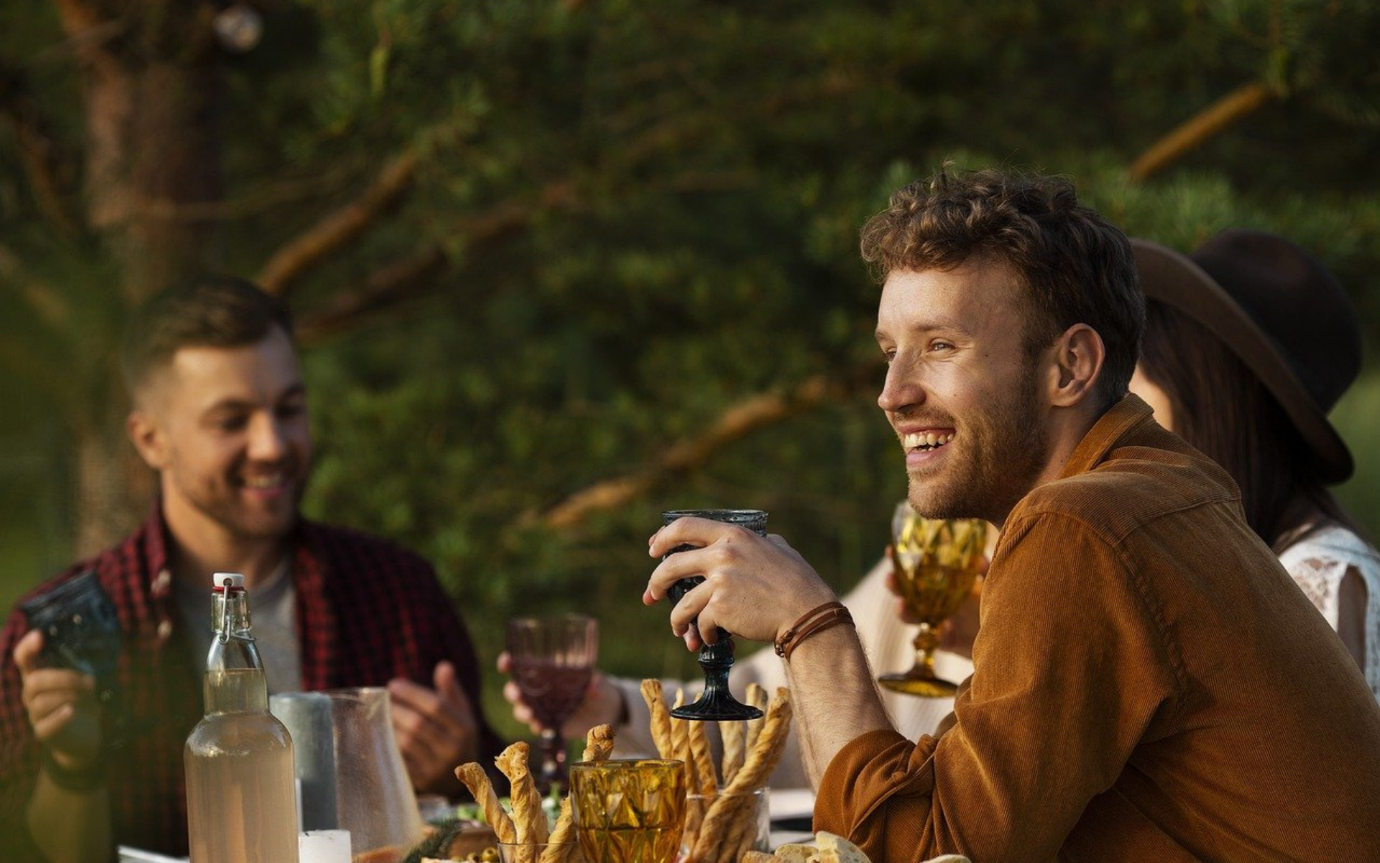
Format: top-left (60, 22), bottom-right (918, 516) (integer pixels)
top-left (1278, 524), bottom-right (1380, 700)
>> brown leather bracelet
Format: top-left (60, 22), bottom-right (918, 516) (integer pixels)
top-left (774, 601), bottom-right (853, 659)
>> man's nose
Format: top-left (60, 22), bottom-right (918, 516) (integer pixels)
top-left (246, 412), bottom-right (288, 461)
top-left (878, 357), bottom-right (924, 413)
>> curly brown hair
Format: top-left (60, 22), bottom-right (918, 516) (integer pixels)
top-left (859, 167), bottom-right (1143, 407)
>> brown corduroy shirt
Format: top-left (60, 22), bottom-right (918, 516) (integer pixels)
top-left (814, 395), bottom-right (1380, 862)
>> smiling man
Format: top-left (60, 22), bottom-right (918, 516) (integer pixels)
top-left (0, 277), bottom-right (503, 863)
top-left (645, 169), bottom-right (1380, 861)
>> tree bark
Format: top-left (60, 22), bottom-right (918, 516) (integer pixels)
top-left (53, 0), bottom-right (227, 551)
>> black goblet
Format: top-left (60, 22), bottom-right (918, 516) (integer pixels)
top-left (660, 509), bottom-right (767, 721)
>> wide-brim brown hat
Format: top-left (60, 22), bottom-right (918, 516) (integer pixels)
top-left (1131, 230), bottom-right (1362, 483)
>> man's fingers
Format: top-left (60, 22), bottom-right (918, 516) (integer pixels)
top-left (496, 651), bottom-right (512, 673)
top-left (385, 677), bottom-right (433, 712)
top-left (31, 703), bottom-right (75, 741)
top-left (434, 661), bottom-right (471, 715)
top-left (391, 698), bottom-right (444, 755)
top-left (13, 630), bottom-right (44, 673)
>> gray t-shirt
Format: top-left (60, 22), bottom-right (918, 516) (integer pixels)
top-left (174, 561), bottom-right (303, 695)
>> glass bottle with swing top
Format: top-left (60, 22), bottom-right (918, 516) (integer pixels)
top-left (184, 572), bottom-right (299, 863)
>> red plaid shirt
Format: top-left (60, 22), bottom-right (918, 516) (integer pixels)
top-left (0, 501), bottom-right (503, 860)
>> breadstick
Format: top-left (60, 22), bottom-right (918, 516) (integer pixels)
top-left (641, 679), bottom-right (675, 759)
top-left (723, 688), bottom-right (791, 795)
top-left (453, 762), bottom-right (517, 845)
top-left (720, 717), bottom-right (746, 786)
top-left (495, 742), bottom-right (549, 845)
top-left (537, 796), bottom-right (576, 863)
top-left (673, 689), bottom-right (704, 857)
top-left (581, 723), bottom-right (616, 763)
top-left (744, 682), bottom-right (769, 752)
top-left (725, 799), bottom-right (762, 863)
top-left (692, 690), bottom-right (792, 863)
top-left (688, 716), bottom-right (718, 796)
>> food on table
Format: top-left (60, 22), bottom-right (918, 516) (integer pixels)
top-left (744, 832), bottom-right (969, 863)
top-left (654, 683), bottom-right (793, 863)
top-left (449, 725), bottom-right (617, 863)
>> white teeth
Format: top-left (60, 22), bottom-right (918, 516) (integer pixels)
top-left (244, 474), bottom-right (284, 489)
top-left (902, 432), bottom-right (954, 450)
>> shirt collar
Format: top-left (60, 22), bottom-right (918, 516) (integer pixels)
top-left (1057, 393), bottom-right (1157, 481)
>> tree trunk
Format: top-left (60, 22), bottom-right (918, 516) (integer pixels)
top-left (56, 0), bottom-right (226, 551)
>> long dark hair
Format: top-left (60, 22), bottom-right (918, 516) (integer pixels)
top-left (1139, 298), bottom-right (1360, 551)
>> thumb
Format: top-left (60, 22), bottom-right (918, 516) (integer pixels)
top-left (434, 661), bottom-right (469, 709)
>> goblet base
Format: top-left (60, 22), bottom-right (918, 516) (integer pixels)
top-left (670, 690), bottom-right (763, 721)
top-left (877, 672), bottom-right (959, 698)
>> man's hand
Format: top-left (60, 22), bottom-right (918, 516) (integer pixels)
top-left (388, 661), bottom-right (478, 792)
top-left (645, 516), bottom-right (836, 649)
top-left (497, 652), bottom-right (624, 738)
top-left (15, 630), bottom-right (103, 769)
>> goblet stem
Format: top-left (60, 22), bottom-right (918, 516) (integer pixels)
top-left (912, 622), bottom-right (941, 680)
top-left (538, 726), bottom-right (566, 795)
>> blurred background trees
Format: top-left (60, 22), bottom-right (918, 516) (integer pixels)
top-left (4, 0), bottom-right (1379, 733)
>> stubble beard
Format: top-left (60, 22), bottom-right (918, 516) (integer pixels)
top-left (181, 460), bottom-right (308, 544)
top-left (907, 365), bottom-right (1049, 523)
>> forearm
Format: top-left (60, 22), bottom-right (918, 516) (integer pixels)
top-left (782, 622), bottom-right (892, 787)
top-left (26, 768), bottom-right (112, 863)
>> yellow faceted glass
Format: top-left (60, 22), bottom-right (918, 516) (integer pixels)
top-left (570, 760), bottom-right (687, 863)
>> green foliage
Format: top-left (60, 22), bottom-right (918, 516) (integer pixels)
top-left (3, 0), bottom-right (1380, 716)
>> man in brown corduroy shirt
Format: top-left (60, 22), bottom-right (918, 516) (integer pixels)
top-left (645, 168), bottom-right (1380, 861)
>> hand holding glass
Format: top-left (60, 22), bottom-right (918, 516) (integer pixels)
top-left (659, 509), bottom-right (766, 721)
top-left (878, 502), bottom-right (987, 697)
top-left (507, 615), bottom-right (599, 792)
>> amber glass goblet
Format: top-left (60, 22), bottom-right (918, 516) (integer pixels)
top-left (878, 501), bottom-right (987, 697)
top-left (570, 759), bottom-right (687, 863)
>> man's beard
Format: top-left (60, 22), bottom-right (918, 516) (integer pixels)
top-left (907, 364), bottom-right (1049, 523)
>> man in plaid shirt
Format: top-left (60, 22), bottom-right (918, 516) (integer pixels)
top-left (1, 278), bottom-right (504, 862)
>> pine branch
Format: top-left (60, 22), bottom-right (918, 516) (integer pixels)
top-left (293, 180), bottom-right (578, 340)
top-left (257, 150), bottom-right (420, 296)
top-left (1129, 80), bottom-right (1277, 181)
top-left (530, 359), bottom-right (883, 533)
top-left (296, 245), bottom-right (449, 342)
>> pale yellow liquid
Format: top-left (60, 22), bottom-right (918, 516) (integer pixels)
top-left (185, 668), bottom-right (299, 863)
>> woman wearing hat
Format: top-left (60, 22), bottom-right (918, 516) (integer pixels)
top-left (1130, 229), bottom-right (1380, 699)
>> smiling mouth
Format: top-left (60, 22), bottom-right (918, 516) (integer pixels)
top-left (903, 431), bottom-right (955, 453)
top-left (241, 473), bottom-right (288, 490)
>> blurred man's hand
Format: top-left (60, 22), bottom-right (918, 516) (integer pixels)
top-left (15, 630), bottom-right (103, 770)
top-left (388, 661), bottom-right (478, 792)
top-left (497, 651), bottom-right (624, 738)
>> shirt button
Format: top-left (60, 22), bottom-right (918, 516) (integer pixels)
top-left (157, 619), bottom-right (174, 641)
top-left (152, 569), bottom-right (172, 595)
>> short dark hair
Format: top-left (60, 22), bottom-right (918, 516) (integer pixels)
top-left (121, 276), bottom-right (294, 397)
top-left (859, 167), bottom-right (1144, 408)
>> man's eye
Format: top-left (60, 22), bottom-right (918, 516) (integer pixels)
top-left (214, 415), bottom-right (247, 432)
top-left (930, 340), bottom-right (955, 352)
top-left (277, 402), bottom-right (305, 420)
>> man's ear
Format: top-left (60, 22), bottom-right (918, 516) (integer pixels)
top-left (127, 408), bottom-right (170, 471)
top-left (1046, 323), bottom-right (1105, 408)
